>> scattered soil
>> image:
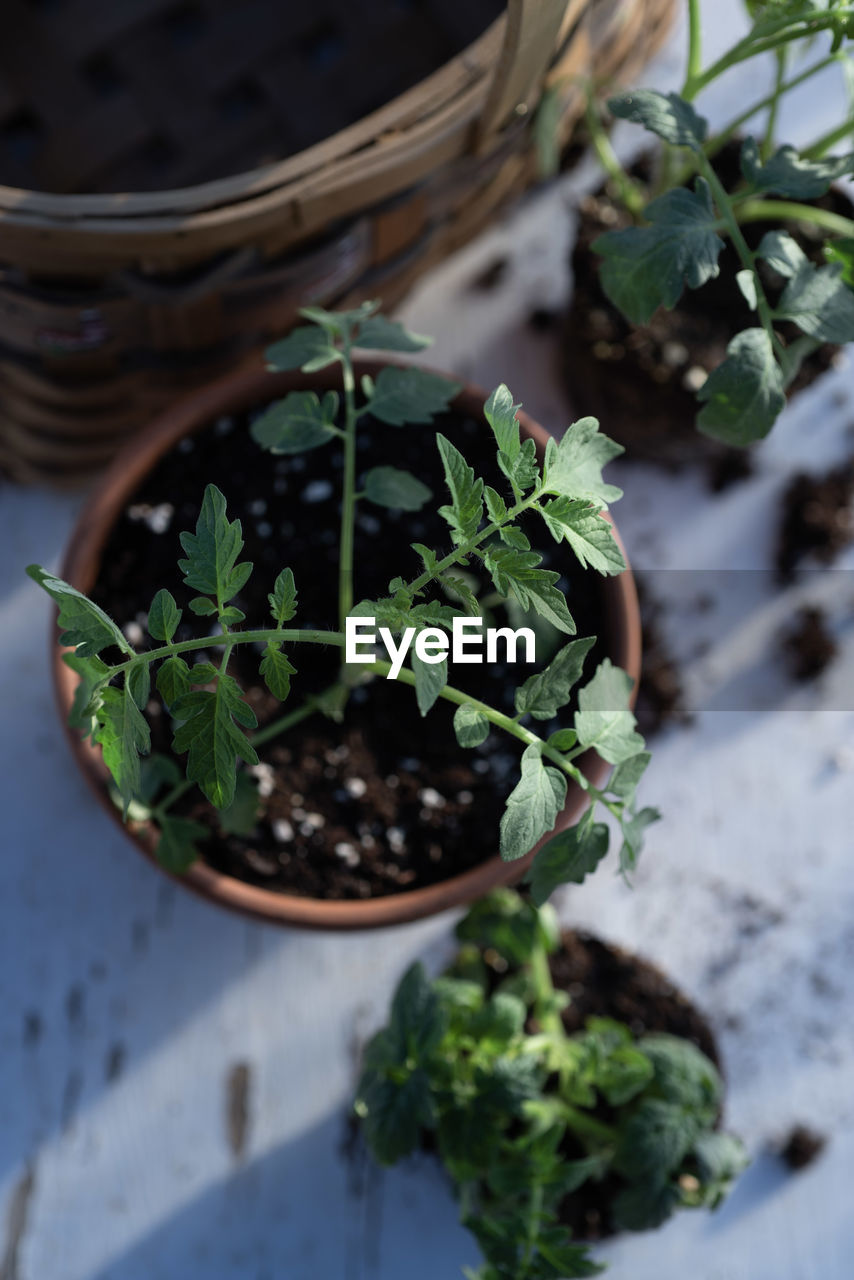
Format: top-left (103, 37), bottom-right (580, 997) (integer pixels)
top-left (89, 405), bottom-right (611, 901)
top-left (468, 255), bottom-right (510, 292)
top-left (781, 606), bottom-right (838, 682)
top-left (562, 141), bottom-right (848, 474)
top-left (775, 458), bottom-right (854, 581)
top-left (780, 1124), bottom-right (827, 1171)
top-left (527, 307), bottom-right (560, 334)
top-left (634, 576), bottom-right (689, 737)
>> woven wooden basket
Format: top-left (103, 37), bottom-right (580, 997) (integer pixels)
top-left (0, 0), bottom-right (674, 485)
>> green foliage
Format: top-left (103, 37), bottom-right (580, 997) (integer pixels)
top-left (147, 589), bottom-right (181, 644)
top-left (356, 891), bottom-right (746, 1279)
top-left (364, 367), bottom-right (460, 425)
top-left (537, 499), bottom-right (626, 575)
top-left (268, 568), bottom-right (297, 624)
top-left (250, 390), bottom-right (339, 454)
top-left (500, 746), bottom-right (567, 862)
top-left (526, 821), bottom-right (610, 906)
top-left (574, 660), bottom-right (644, 765)
top-left (177, 484), bottom-right (252, 612)
top-left (514, 638), bottom-right (596, 720)
top-left (94, 686), bottom-right (151, 816)
top-left (264, 324), bottom-right (340, 372)
top-left (28, 565), bottom-right (132, 658)
top-left (437, 434), bottom-right (484, 545)
top-left (696, 328), bottom-right (786, 444)
top-left (608, 89), bottom-right (707, 149)
top-left (363, 465), bottom-right (432, 511)
top-left (171, 673), bottom-right (259, 809)
top-left (741, 138), bottom-right (854, 198)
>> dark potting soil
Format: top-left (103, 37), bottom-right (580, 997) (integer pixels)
top-left (775, 456), bottom-right (854, 581)
top-left (781, 605), bottom-right (838, 682)
top-left (562, 141), bottom-right (847, 474)
top-left (780, 1124), bottom-right (827, 1171)
top-left (633, 575), bottom-right (689, 737)
top-left (89, 404), bottom-right (610, 901)
top-left (550, 930), bottom-right (719, 1241)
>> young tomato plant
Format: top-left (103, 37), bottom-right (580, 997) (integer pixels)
top-left (584, 0), bottom-right (854, 444)
top-left (355, 888), bottom-right (747, 1280)
top-left (29, 302), bottom-right (655, 891)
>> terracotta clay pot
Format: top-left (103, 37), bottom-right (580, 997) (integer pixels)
top-left (52, 360), bottom-right (642, 929)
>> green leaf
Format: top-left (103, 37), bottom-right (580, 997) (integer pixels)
top-left (470, 992), bottom-right (527, 1048)
top-left (538, 498), bottom-right (625, 575)
top-left (526, 821), bottom-right (609, 905)
top-left (691, 1132), bottom-right (749, 1206)
top-left (94, 685), bottom-right (151, 816)
top-left (618, 805), bottom-right (660, 873)
top-left (735, 269), bottom-right (758, 310)
top-left (269, 568), bottom-right (297, 623)
top-left (542, 418), bottom-right (623, 504)
top-left (500, 745), bottom-right (567, 862)
top-left (388, 963), bottom-right (447, 1062)
top-left (597, 1046), bottom-right (655, 1106)
top-left (484, 384), bottom-right (522, 459)
top-left (148, 589), bottom-right (181, 643)
top-left (455, 889), bottom-right (542, 965)
top-left (156, 655), bottom-right (191, 709)
top-left (514, 637), bottom-right (596, 720)
top-left (825, 236), bottom-right (854, 286)
top-left (259, 643), bottom-right (296, 700)
top-left (411, 649), bottom-right (447, 715)
top-left (501, 435), bottom-right (541, 495)
top-left (741, 137), bottom-right (854, 198)
top-left (574, 659), bottom-right (643, 764)
top-left (608, 751), bottom-right (651, 800)
top-left (638, 1033), bottom-right (722, 1114)
top-left (366, 367), bottom-right (460, 425)
top-left (776, 261), bottom-right (854, 343)
top-left (757, 229), bottom-right (807, 278)
top-left (189, 597), bottom-right (217, 617)
top-left (611, 1179), bottom-right (682, 1232)
top-left (126, 660), bottom-right (151, 710)
top-left (177, 485), bottom-right (252, 606)
top-left (484, 486), bottom-right (507, 524)
top-left (363, 466), bottom-right (432, 511)
top-left (547, 728), bottom-right (577, 752)
top-left (483, 544), bottom-right (575, 635)
top-left (300, 299), bottom-right (378, 339)
top-left (594, 180), bottom-right (724, 324)
top-left (27, 565), bottom-right (133, 658)
top-left (219, 770), bottom-right (261, 836)
top-left (614, 1098), bottom-right (700, 1183)
top-left (608, 89), bottom-right (707, 148)
top-left (250, 390), bottom-right (339, 454)
top-left (354, 314), bottom-right (432, 352)
top-left (357, 1068), bottom-right (436, 1164)
top-left (155, 815), bottom-right (206, 873)
top-left (172, 672), bottom-right (259, 809)
top-left (63, 652), bottom-right (110, 734)
top-left (453, 703), bottom-right (490, 747)
top-left (264, 325), bottom-right (339, 371)
top-left (435, 434), bottom-right (484, 545)
top-left (697, 328), bottom-right (785, 445)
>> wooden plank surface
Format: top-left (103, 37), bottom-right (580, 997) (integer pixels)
top-left (3, 3), bottom-right (854, 1275)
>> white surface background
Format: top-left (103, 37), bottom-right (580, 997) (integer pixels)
top-left (2, 3), bottom-right (854, 1276)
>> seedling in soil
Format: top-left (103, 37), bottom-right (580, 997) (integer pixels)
top-left (29, 303), bottom-right (655, 891)
top-left (582, 1), bottom-right (854, 444)
top-left (355, 888), bottom-right (747, 1279)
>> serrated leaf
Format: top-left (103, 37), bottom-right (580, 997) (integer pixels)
top-left (776, 261), bottom-right (854, 343)
top-left (497, 524), bottom-right (530, 550)
top-left (219, 770), bottom-right (261, 836)
top-left (454, 703), bottom-right (490, 747)
top-left (484, 384), bottom-right (522, 459)
top-left (411, 649), bottom-right (447, 715)
top-left (177, 485), bottom-right (252, 608)
top-left (363, 466), bottom-right (432, 511)
top-left (741, 137), bottom-right (854, 198)
top-left (388, 962), bottom-right (447, 1062)
top-left (500, 435), bottom-right (541, 494)
top-left (484, 486), bottom-right (507, 524)
top-left (148, 589), bottom-right (181, 643)
top-left (608, 89), bottom-right (707, 148)
top-left (515, 637), bottom-right (596, 720)
top-left (470, 992), bottom-right (527, 1047)
top-left (27, 565), bottom-right (133, 658)
top-left (127, 660), bottom-right (151, 710)
top-left (608, 750), bottom-right (651, 799)
top-left (574, 659), bottom-right (643, 764)
top-left (526, 821), bottom-right (609, 905)
top-left (268, 568), bottom-right (297, 624)
top-left (366, 367), bottom-right (460, 425)
top-left (482, 545), bottom-right (575, 635)
top-left (500, 745), bottom-right (567, 861)
top-left (264, 325), bottom-right (339, 371)
top-left (542, 418), bottom-right (623, 504)
top-left (538, 497), bottom-right (626, 574)
top-left (436, 434), bottom-right (484, 545)
top-left (250, 390), bottom-right (339, 454)
top-left (172, 672), bottom-right (259, 809)
top-left (155, 815), bottom-right (206, 873)
top-left (63, 652), bottom-right (110, 734)
top-left (697, 328), bottom-right (785, 445)
top-left (358, 1068), bottom-right (436, 1165)
top-left (94, 685), bottom-right (151, 816)
top-left (594, 180), bottom-right (724, 324)
top-left (411, 542), bottom-right (440, 576)
top-left (354, 314), bottom-right (432, 352)
top-left (156, 655), bottom-right (191, 708)
top-left (259, 643), bottom-right (296, 700)
top-left (757, 229), bottom-right (807, 278)
top-left (619, 805), bottom-right (660, 873)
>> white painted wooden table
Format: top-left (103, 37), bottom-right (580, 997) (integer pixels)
top-left (3, 5), bottom-right (854, 1276)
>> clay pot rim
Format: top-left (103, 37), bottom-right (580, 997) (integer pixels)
top-left (52, 357), bottom-right (642, 930)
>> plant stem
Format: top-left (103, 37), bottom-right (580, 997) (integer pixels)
top-left (690, 9), bottom-right (854, 96)
top-left (406, 493), bottom-right (542, 599)
top-left (529, 940), bottom-right (563, 1037)
top-left (111, 628), bottom-right (346, 677)
top-left (584, 98), bottom-right (646, 218)
top-left (803, 115), bottom-right (854, 159)
top-left (762, 47), bottom-right (788, 162)
top-left (562, 1104), bottom-right (618, 1148)
top-left (734, 196), bottom-right (854, 238)
top-left (682, 0), bottom-right (703, 100)
top-left (339, 343), bottom-right (358, 634)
